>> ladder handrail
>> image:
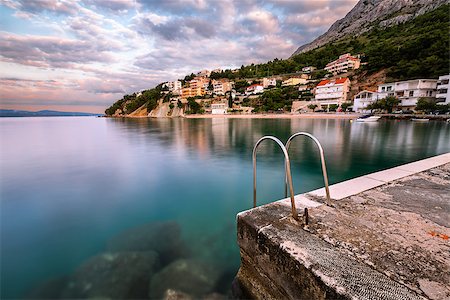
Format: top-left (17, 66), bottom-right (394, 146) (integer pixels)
top-left (285, 132), bottom-right (331, 204)
top-left (253, 136), bottom-right (298, 220)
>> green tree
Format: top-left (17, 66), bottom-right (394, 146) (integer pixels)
top-left (415, 97), bottom-right (437, 112)
top-left (187, 98), bottom-right (202, 114)
top-left (380, 96), bottom-right (400, 113)
top-left (329, 104), bottom-right (339, 112)
top-left (341, 102), bottom-right (352, 112)
top-left (228, 92), bottom-right (233, 108)
top-left (307, 104), bottom-right (318, 112)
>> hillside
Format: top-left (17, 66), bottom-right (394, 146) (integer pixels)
top-left (224, 3), bottom-right (449, 82)
top-left (292, 0), bottom-right (448, 55)
top-left (105, 3), bottom-right (449, 116)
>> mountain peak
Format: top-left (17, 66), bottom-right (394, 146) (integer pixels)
top-left (292, 0), bottom-right (449, 56)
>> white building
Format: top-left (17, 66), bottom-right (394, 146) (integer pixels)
top-left (377, 83), bottom-right (395, 99)
top-left (302, 66), bottom-right (316, 73)
top-left (436, 74), bottom-right (450, 104)
top-left (314, 78), bottom-right (350, 108)
top-left (394, 79), bottom-right (437, 108)
top-left (197, 69), bottom-right (211, 77)
top-left (212, 80), bottom-right (233, 95)
top-left (325, 53), bottom-right (361, 75)
top-left (245, 84), bottom-right (264, 95)
top-left (211, 103), bottom-right (227, 114)
top-left (163, 81), bottom-right (182, 94)
top-left (262, 77), bottom-right (277, 88)
top-left (353, 90), bottom-right (379, 112)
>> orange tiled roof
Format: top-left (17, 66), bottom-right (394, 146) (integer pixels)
top-left (317, 80), bottom-right (330, 86)
top-left (335, 78), bottom-right (349, 84)
top-left (317, 78), bottom-right (348, 86)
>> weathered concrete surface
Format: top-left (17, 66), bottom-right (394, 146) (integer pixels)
top-left (234, 158), bottom-right (450, 300)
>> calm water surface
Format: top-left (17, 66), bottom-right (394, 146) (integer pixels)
top-left (1, 117), bottom-right (449, 299)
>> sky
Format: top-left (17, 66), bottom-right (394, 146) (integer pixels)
top-left (0, 0), bottom-right (358, 113)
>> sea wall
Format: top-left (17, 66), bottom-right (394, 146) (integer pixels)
top-left (233, 154), bottom-right (450, 300)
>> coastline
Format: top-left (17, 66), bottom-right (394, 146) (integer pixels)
top-left (184, 113), bottom-right (361, 119)
top-left (107, 113), bottom-right (450, 120)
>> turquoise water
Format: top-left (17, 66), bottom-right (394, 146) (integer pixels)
top-left (1, 117), bottom-right (449, 299)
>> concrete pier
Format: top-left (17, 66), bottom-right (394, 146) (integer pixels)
top-left (233, 153), bottom-right (450, 300)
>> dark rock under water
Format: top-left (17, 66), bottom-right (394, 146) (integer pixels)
top-left (61, 251), bottom-right (159, 299)
top-left (107, 221), bottom-right (189, 266)
top-left (149, 259), bottom-right (221, 299)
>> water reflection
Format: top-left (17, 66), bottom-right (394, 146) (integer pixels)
top-left (1, 117), bottom-right (449, 299)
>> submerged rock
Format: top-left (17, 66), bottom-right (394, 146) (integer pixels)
top-left (61, 251), bottom-right (158, 299)
top-left (107, 221), bottom-right (188, 266)
top-left (163, 289), bottom-right (193, 300)
top-left (149, 259), bottom-right (220, 299)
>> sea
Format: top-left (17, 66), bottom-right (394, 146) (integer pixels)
top-left (1, 116), bottom-right (449, 299)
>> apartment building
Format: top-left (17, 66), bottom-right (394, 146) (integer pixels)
top-left (163, 80), bottom-right (182, 95)
top-left (181, 87), bottom-right (205, 98)
top-left (212, 79), bottom-right (233, 95)
top-left (314, 78), bottom-right (350, 108)
top-left (436, 74), bottom-right (450, 104)
top-left (325, 53), bottom-right (361, 75)
top-left (394, 79), bottom-right (437, 108)
top-left (190, 76), bottom-right (209, 90)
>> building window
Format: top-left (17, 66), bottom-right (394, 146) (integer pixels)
top-left (409, 91), bottom-right (414, 97)
top-left (387, 86), bottom-right (392, 91)
top-left (381, 87), bottom-right (386, 92)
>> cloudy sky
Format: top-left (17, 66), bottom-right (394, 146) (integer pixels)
top-left (0, 0), bottom-right (358, 113)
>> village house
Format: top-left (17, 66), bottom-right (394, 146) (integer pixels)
top-left (436, 74), bottom-right (450, 104)
top-left (282, 77), bottom-right (308, 87)
top-left (197, 69), bottom-right (211, 77)
top-left (245, 84), bottom-right (264, 95)
top-left (314, 78), bottom-right (350, 109)
top-left (353, 90), bottom-right (379, 112)
top-left (302, 66), bottom-right (316, 73)
top-left (262, 77), bottom-right (277, 88)
top-left (211, 102), bottom-right (228, 114)
top-left (325, 53), bottom-right (361, 75)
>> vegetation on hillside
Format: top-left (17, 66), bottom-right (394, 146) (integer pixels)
top-left (210, 4), bottom-right (449, 81)
top-left (105, 86), bottom-right (162, 116)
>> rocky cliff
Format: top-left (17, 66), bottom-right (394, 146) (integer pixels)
top-left (292, 0), bottom-right (449, 56)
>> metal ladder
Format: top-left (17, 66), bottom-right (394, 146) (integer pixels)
top-left (252, 132), bottom-right (331, 221)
